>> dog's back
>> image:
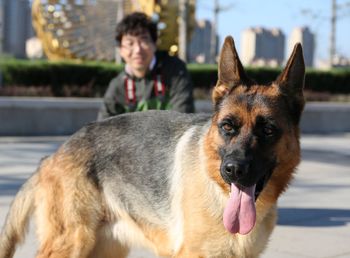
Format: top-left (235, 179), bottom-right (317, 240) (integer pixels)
top-left (65, 110), bottom-right (210, 223)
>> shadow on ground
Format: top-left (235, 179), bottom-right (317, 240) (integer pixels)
top-left (278, 207), bottom-right (350, 227)
top-left (302, 148), bottom-right (350, 166)
top-left (0, 174), bottom-right (28, 196)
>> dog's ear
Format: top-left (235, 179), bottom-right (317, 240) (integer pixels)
top-left (212, 36), bottom-right (251, 105)
top-left (276, 43), bottom-right (305, 124)
top-left (276, 43), bottom-right (305, 97)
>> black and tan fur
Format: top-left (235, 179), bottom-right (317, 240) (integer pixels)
top-left (0, 36), bottom-right (305, 258)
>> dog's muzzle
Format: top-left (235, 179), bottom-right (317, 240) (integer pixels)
top-left (221, 160), bottom-right (250, 185)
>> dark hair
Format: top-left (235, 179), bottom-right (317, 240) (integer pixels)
top-left (115, 12), bottom-right (158, 46)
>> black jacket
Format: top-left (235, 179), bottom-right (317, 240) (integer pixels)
top-left (97, 51), bottom-right (194, 120)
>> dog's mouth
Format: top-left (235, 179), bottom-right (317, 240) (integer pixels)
top-left (223, 170), bottom-right (273, 235)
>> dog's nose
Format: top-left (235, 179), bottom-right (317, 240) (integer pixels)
top-left (224, 162), bottom-right (249, 179)
top-left (224, 162), bottom-right (235, 175)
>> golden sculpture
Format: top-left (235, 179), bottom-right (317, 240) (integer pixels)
top-left (32, 0), bottom-right (195, 61)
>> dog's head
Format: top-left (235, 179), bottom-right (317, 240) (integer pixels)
top-left (205, 36), bottom-right (305, 235)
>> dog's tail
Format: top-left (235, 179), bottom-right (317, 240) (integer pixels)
top-left (0, 172), bottom-right (39, 258)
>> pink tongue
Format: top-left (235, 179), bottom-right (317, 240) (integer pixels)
top-left (223, 183), bottom-right (256, 235)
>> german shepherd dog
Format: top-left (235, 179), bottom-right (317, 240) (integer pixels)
top-left (0, 36), bottom-right (305, 258)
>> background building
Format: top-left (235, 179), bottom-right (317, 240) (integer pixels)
top-left (241, 27), bottom-right (285, 67)
top-left (289, 27), bottom-right (315, 67)
top-left (188, 19), bottom-right (218, 63)
top-left (2, 0), bottom-right (33, 58)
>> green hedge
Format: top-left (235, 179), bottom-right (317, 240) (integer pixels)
top-left (0, 59), bottom-right (122, 96)
top-left (304, 69), bottom-right (350, 93)
top-left (1, 59), bottom-right (350, 96)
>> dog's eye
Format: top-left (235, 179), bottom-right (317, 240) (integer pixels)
top-left (223, 123), bottom-right (234, 132)
top-left (220, 122), bottom-right (237, 135)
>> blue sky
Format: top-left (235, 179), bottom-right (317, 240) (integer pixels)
top-left (196, 0), bottom-right (350, 63)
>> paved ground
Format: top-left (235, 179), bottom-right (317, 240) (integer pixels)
top-left (0, 134), bottom-right (350, 258)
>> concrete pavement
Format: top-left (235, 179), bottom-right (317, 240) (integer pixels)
top-left (0, 134), bottom-right (350, 258)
